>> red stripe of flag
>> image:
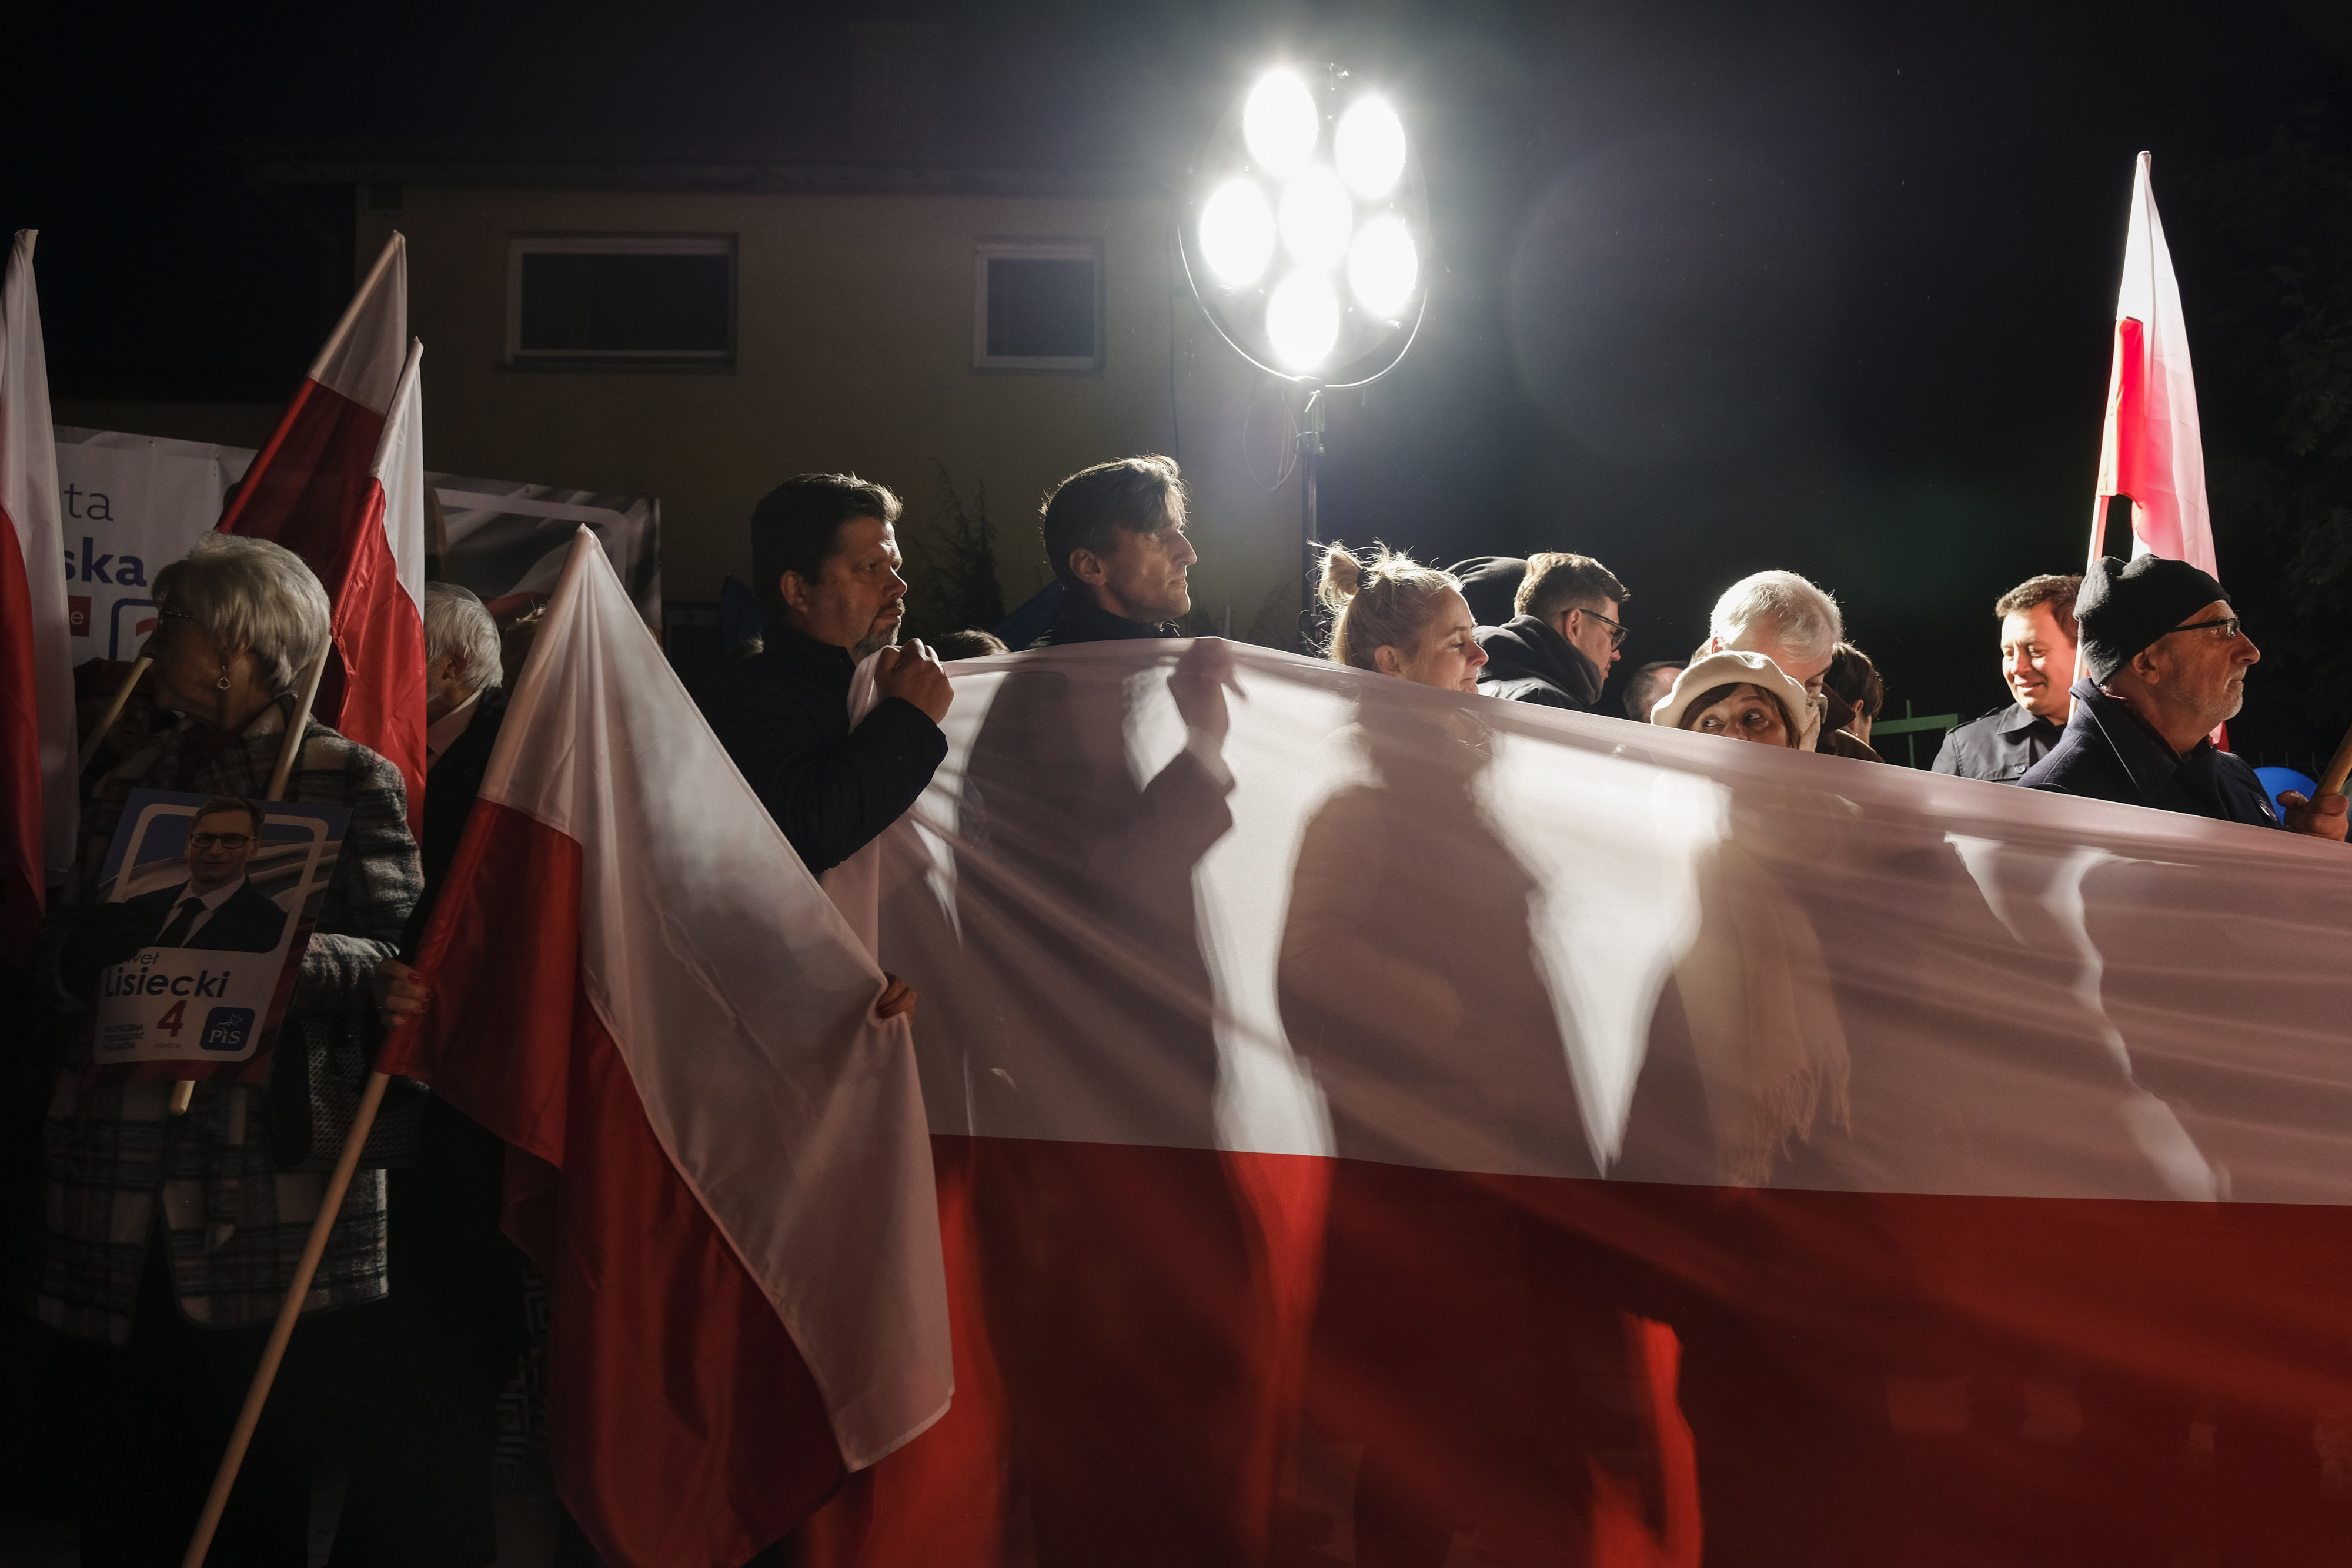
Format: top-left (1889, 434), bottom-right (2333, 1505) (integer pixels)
top-left (219, 235), bottom-right (426, 833)
top-left (400, 800), bottom-right (846, 1565)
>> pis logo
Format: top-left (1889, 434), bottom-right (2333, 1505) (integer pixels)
top-left (201, 1008), bottom-right (257, 1053)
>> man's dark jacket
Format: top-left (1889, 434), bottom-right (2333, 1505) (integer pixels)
top-left (1475, 613), bottom-right (1603, 712)
top-left (698, 617), bottom-right (948, 874)
top-left (1033, 591), bottom-right (1172, 647)
top-left (122, 876), bottom-right (287, 953)
top-left (2019, 678), bottom-right (2280, 828)
top-left (339, 681), bottom-right (530, 1568)
top-left (414, 685), bottom-right (509, 929)
top-left (1933, 702), bottom-right (2063, 784)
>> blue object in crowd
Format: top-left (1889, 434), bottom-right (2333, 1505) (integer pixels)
top-left (2253, 767), bottom-right (2318, 818)
top-left (720, 575), bottom-right (765, 647)
top-left (991, 581), bottom-right (1066, 650)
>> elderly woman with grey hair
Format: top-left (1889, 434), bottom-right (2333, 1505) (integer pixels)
top-left (42, 532), bottom-right (419, 1567)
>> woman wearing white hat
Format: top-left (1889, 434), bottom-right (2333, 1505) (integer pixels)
top-left (1648, 648), bottom-right (1818, 751)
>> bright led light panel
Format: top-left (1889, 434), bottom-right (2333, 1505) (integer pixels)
top-left (1266, 272), bottom-right (1342, 368)
top-left (1334, 96), bottom-right (1407, 199)
top-left (1346, 216), bottom-right (1418, 319)
top-left (1199, 179), bottom-right (1277, 287)
top-left (1242, 71), bottom-right (1320, 177)
top-left (1278, 166), bottom-right (1354, 272)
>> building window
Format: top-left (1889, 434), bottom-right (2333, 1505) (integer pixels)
top-left (506, 236), bottom-right (734, 370)
top-left (973, 242), bottom-right (1102, 372)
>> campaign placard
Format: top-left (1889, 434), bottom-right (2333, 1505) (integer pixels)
top-left (88, 790), bottom-right (349, 1067)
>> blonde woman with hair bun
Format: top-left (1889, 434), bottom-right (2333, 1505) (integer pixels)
top-left (1318, 543), bottom-right (1488, 691)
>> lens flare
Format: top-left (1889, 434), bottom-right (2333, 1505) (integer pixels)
top-left (1278, 166), bottom-right (1353, 272)
top-left (1199, 179), bottom-right (1277, 287)
top-left (1334, 96), bottom-right (1407, 199)
top-left (1346, 216), bottom-right (1419, 319)
top-left (1243, 70), bottom-right (1320, 177)
top-left (1266, 272), bottom-right (1341, 369)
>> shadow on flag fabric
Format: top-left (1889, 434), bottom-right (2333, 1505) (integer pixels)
top-left (0, 230), bottom-right (74, 959)
top-left (376, 529), bottom-right (950, 1568)
top-left (788, 638), bottom-right (2352, 1568)
top-left (220, 232), bottom-right (427, 834)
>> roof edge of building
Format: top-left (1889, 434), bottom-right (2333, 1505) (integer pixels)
top-left (248, 149), bottom-right (1172, 200)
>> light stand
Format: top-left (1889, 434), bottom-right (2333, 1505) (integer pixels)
top-left (1176, 64), bottom-right (1429, 651)
top-left (1297, 388), bottom-right (1323, 643)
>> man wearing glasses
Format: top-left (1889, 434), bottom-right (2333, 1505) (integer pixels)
top-left (121, 795), bottom-right (289, 952)
top-left (2021, 555), bottom-right (2347, 840)
top-left (1475, 551), bottom-right (1631, 713)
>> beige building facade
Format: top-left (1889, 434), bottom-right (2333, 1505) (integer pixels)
top-left (330, 165), bottom-right (1307, 641)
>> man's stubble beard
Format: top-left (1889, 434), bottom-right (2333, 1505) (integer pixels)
top-left (853, 603), bottom-right (906, 660)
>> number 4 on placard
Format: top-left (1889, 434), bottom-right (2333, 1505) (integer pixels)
top-left (157, 1000), bottom-right (187, 1038)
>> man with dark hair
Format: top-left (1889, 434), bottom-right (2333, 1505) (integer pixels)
top-left (121, 797), bottom-right (287, 953)
top-left (1475, 551), bottom-right (1629, 713)
top-left (960, 453), bottom-right (1254, 1566)
top-left (1935, 573), bottom-right (2080, 783)
top-left (1621, 660), bottom-right (1682, 721)
top-left (2020, 556), bottom-right (2345, 838)
top-left (700, 473), bottom-right (953, 874)
top-left (1446, 556), bottom-right (1528, 628)
top-left (1819, 641), bottom-right (1887, 762)
top-left (1037, 454), bottom-right (1197, 644)
top-left (931, 628), bottom-right (1008, 660)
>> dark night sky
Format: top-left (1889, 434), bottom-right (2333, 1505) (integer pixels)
top-left (11, 0), bottom-right (2351, 759)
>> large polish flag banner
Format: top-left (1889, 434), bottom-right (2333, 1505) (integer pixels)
top-left (2090, 151), bottom-right (2218, 579)
top-left (0, 230), bottom-right (75, 959)
top-left (377, 530), bottom-right (950, 1568)
top-left (797, 640), bottom-right (2352, 1567)
top-left (220, 232), bottom-right (427, 832)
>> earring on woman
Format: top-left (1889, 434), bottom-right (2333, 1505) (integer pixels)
top-left (215, 664), bottom-right (233, 691)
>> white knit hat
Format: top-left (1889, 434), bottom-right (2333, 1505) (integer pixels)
top-left (1648, 650), bottom-right (1818, 751)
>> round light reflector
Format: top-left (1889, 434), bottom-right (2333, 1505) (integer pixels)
top-left (1346, 216), bottom-right (1419, 319)
top-left (1266, 272), bottom-right (1342, 370)
top-left (1334, 96), bottom-right (1407, 199)
top-left (1198, 179), bottom-right (1277, 287)
top-left (1242, 71), bottom-right (1321, 177)
top-left (1278, 166), bottom-right (1354, 272)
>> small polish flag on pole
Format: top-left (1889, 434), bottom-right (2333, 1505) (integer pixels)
top-left (0, 230), bottom-right (76, 960)
top-left (2089, 152), bottom-right (2219, 580)
top-left (220, 232), bottom-right (428, 835)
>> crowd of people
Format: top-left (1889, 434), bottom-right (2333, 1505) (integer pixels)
top-left (692, 452), bottom-right (2344, 860)
top-left (12, 449), bottom-right (2348, 1567)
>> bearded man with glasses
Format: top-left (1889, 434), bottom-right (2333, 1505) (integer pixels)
top-left (2021, 555), bottom-right (2347, 840)
top-left (1475, 550), bottom-right (1631, 714)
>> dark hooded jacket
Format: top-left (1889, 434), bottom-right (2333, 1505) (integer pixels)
top-left (1033, 590), bottom-right (1174, 647)
top-left (698, 617), bottom-right (949, 874)
top-left (2019, 678), bottom-right (2280, 828)
top-left (1474, 613), bottom-right (1603, 713)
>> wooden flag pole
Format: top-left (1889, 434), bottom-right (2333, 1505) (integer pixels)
top-left (178, 1068), bottom-right (392, 1568)
top-left (2319, 718), bottom-right (2352, 800)
top-left (75, 656), bottom-right (153, 774)
top-left (171, 645), bottom-right (329, 1121)
top-left (263, 648), bottom-right (330, 801)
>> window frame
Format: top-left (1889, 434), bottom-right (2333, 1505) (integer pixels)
top-left (971, 239), bottom-right (1105, 374)
top-left (503, 234), bottom-right (738, 372)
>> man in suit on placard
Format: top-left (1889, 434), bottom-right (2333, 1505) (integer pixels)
top-left (121, 796), bottom-right (286, 954)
